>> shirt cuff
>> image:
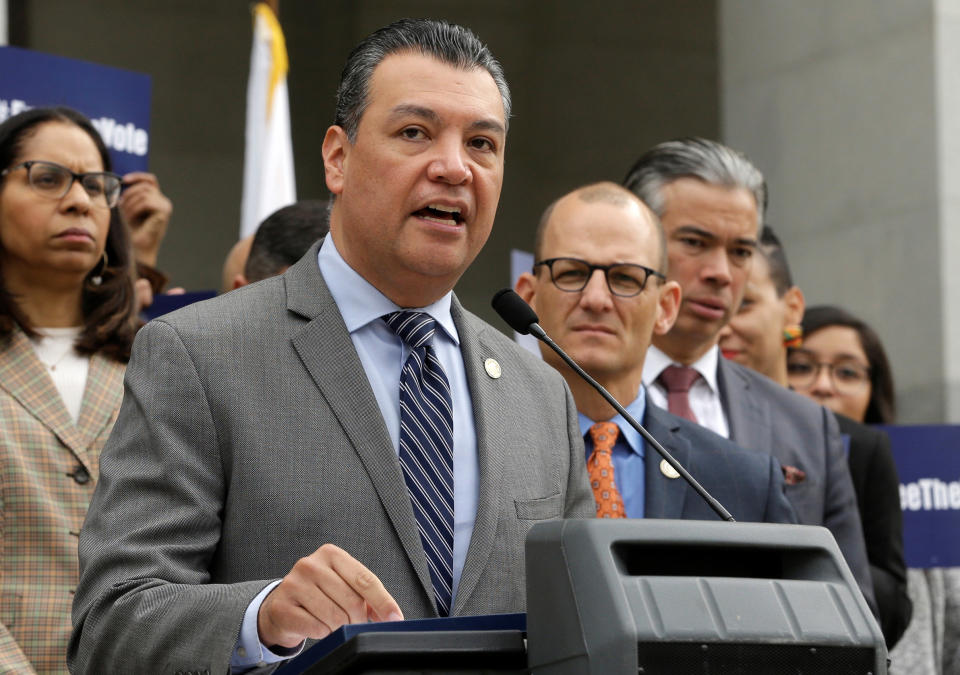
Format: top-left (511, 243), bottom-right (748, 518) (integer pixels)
top-left (230, 580), bottom-right (305, 672)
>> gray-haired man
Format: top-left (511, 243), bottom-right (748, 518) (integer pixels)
top-left (623, 137), bottom-right (877, 614)
top-left (70, 19), bottom-right (592, 673)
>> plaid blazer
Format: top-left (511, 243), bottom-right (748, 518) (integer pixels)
top-left (0, 329), bottom-right (124, 674)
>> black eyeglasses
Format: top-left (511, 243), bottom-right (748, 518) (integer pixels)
top-left (786, 353), bottom-right (871, 394)
top-left (1, 160), bottom-right (121, 208)
top-left (533, 257), bottom-right (666, 297)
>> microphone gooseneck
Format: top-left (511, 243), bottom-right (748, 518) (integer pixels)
top-left (492, 289), bottom-right (735, 522)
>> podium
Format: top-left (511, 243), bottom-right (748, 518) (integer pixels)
top-left (526, 520), bottom-right (886, 674)
top-left (276, 614), bottom-right (528, 674)
top-left (280, 520), bottom-right (887, 674)
top-left (291, 630), bottom-right (526, 674)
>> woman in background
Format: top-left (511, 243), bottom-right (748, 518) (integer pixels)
top-left (719, 226), bottom-right (911, 650)
top-left (789, 305), bottom-right (895, 425)
top-left (0, 106), bottom-right (137, 673)
top-left (794, 305), bottom-right (960, 675)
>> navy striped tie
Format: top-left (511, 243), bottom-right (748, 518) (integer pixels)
top-left (382, 311), bottom-right (454, 616)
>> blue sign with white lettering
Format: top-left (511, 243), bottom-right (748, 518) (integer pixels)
top-left (883, 425), bottom-right (960, 568)
top-left (0, 46), bottom-right (151, 175)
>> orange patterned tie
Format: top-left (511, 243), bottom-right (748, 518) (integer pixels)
top-left (587, 422), bottom-right (626, 518)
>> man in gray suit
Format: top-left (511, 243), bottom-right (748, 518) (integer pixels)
top-left (515, 182), bottom-right (796, 524)
top-left (622, 138), bottom-right (876, 611)
top-left (70, 19), bottom-right (593, 674)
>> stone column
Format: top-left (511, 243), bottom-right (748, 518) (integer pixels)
top-left (720, 0), bottom-right (950, 422)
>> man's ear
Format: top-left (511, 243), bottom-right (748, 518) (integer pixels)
top-left (654, 280), bottom-right (682, 335)
top-left (514, 271), bottom-right (538, 309)
top-left (232, 274), bottom-right (248, 290)
top-left (322, 125), bottom-right (350, 196)
top-left (783, 285), bottom-right (805, 326)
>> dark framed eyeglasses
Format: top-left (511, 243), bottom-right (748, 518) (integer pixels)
top-left (533, 257), bottom-right (666, 298)
top-left (1, 160), bottom-right (121, 209)
top-left (786, 353), bottom-right (871, 395)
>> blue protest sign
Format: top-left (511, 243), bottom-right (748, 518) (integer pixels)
top-left (0, 46), bottom-right (151, 175)
top-left (883, 425), bottom-right (960, 568)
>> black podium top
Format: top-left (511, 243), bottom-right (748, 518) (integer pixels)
top-left (295, 630), bottom-right (527, 675)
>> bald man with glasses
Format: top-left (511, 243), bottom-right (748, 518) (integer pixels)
top-left (515, 182), bottom-right (796, 524)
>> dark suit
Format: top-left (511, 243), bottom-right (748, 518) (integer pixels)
top-left (640, 403), bottom-right (797, 523)
top-left (69, 243), bottom-right (594, 673)
top-left (837, 414), bottom-right (911, 648)
top-left (715, 357), bottom-right (876, 611)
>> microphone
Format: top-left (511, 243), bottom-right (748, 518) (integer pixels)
top-left (491, 288), bottom-right (735, 522)
top-left (492, 288), bottom-right (546, 337)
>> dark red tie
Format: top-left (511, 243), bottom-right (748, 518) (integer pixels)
top-left (657, 365), bottom-right (701, 423)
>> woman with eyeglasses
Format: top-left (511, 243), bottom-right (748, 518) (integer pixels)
top-left (718, 226), bottom-right (911, 650)
top-left (0, 106), bottom-right (137, 673)
top-left (790, 305), bottom-right (895, 425)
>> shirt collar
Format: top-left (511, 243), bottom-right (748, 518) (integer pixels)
top-left (642, 344), bottom-right (721, 395)
top-left (317, 235), bottom-right (459, 345)
top-left (578, 386), bottom-right (647, 457)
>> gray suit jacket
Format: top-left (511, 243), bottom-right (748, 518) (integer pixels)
top-left (716, 357), bottom-right (876, 611)
top-left (69, 243), bottom-right (594, 673)
top-left (642, 403), bottom-right (797, 524)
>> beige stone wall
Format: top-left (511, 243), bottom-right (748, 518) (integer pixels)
top-left (720, 0), bottom-right (947, 422)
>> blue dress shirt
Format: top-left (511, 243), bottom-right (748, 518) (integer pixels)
top-left (232, 236), bottom-right (479, 671)
top-left (578, 390), bottom-right (647, 518)
top-left (316, 235), bottom-right (479, 595)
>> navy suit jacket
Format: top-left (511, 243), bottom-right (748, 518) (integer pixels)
top-left (640, 403), bottom-right (797, 524)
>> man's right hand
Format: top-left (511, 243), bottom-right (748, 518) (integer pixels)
top-left (257, 544), bottom-right (404, 649)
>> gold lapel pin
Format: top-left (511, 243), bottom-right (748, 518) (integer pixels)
top-left (484, 358), bottom-right (502, 379)
top-left (660, 459), bottom-right (680, 479)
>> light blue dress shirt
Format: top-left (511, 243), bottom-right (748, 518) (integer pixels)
top-left (578, 389), bottom-right (647, 519)
top-left (232, 236), bottom-right (479, 671)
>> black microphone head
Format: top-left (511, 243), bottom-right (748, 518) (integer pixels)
top-left (491, 288), bottom-right (539, 335)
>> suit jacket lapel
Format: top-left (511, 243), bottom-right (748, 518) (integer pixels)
top-left (642, 403), bottom-right (691, 519)
top-left (449, 300), bottom-right (507, 615)
top-left (716, 357), bottom-right (769, 452)
top-left (0, 328), bottom-right (86, 455)
top-left (285, 244), bottom-right (436, 607)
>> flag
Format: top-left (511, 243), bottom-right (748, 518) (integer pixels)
top-left (240, 2), bottom-right (296, 238)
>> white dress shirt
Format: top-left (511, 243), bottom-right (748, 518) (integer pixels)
top-left (642, 344), bottom-right (730, 438)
